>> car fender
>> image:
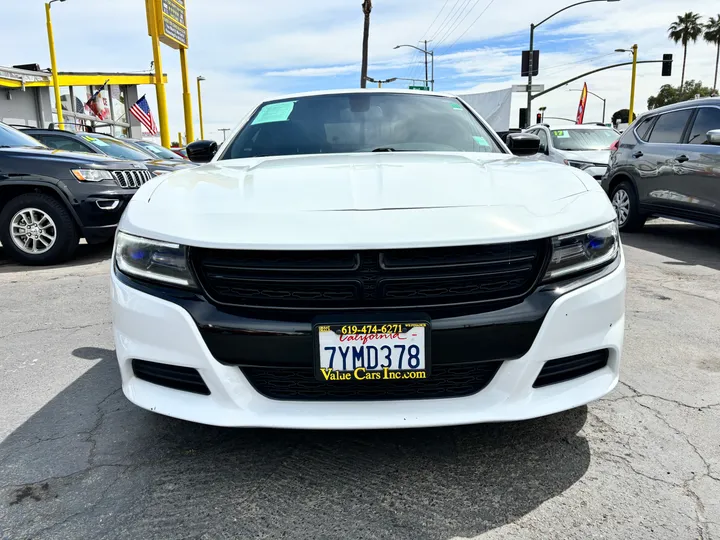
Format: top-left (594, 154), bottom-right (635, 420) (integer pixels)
top-left (0, 176), bottom-right (83, 227)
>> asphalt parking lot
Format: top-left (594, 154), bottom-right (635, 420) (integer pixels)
top-left (0, 220), bottom-right (719, 540)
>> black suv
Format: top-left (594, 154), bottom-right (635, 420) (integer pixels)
top-left (602, 98), bottom-right (720, 231)
top-left (20, 128), bottom-right (195, 176)
top-left (0, 122), bottom-right (151, 265)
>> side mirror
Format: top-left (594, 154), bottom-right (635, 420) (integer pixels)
top-left (707, 129), bottom-right (720, 145)
top-left (506, 133), bottom-right (540, 156)
top-left (186, 140), bottom-right (218, 163)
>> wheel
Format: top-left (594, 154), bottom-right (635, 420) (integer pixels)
top-left (0, 193), bottom-right (79, 265)
top-left (610, 181), bottom-right (646, 232)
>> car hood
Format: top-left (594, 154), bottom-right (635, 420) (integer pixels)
top-left (145, 158), bottom-right (197, 171)
top-left (560, 149), bottom-right (611, 165)
top-left (121, 152), bottom-right (616, 249)
top-left (0, 146), bottom-right (144, 169)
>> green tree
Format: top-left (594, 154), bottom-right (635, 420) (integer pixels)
top-left (668, 12), bottom-right (704, 86)
top-left (647, 80), bottom-right (716, 109)
top-left (705, 15), bottom-right (720, 90)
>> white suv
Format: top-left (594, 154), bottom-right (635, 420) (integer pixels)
top-left (525, 123), bottom-right (620, 181)
top-left (111, 90), bottom-right (625, 429)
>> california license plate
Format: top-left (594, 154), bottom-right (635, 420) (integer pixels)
top-left (314, 320), bottom-right (430, 382)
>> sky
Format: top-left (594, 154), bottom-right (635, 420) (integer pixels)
top-left (2, 0), bottom-right (720, 141)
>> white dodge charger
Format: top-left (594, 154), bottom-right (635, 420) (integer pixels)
top-left (111, 89), bottom-right (625, 429)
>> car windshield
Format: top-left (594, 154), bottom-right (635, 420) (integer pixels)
top-left (135, 140), bottom-right (182, 160)
top-left (550, 128), bottom-right (619, 151)
top-left (0, 123), bottom-right (46, 149)
top-left (83, 134), bottom-right (152, 161)
top-left (220, 92), bottom-right (502, 160)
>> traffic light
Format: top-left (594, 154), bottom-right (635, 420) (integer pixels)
top-left (536, 113), bottom-right (542, 124)
top-left (662, 54), bottom-right (672, 77)
top-left (519, 108), bottom-right (528, 128)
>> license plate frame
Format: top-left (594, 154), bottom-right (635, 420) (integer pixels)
top-left (312, 314), bottom-right (431, 383)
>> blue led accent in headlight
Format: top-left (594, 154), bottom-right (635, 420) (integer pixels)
top-left (588, 237), bottom-right (605, 250)
top-left (130, 249), bottom-right (146, 261)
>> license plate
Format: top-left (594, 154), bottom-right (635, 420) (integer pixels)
top-left (314, 321), bottom-right (430, 382)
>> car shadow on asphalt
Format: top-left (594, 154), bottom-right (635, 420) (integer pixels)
top-left (0, 242), bottom-right (113, 274)
top-left (0, 348), bottom-right (591, 540)
top-left (621, 220), bottom-right (720, 272)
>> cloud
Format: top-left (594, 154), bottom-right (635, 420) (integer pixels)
top-left (1, 0), bottom-right (719, 139)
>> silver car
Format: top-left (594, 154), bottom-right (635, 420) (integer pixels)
top-left (524, 124), bottom-right (620, 181)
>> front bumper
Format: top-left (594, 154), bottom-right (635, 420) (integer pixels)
top-left (111, 255), bottom-right (626, 429)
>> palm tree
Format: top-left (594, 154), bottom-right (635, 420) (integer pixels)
top-left (360, 0), bottom-right (372, 88)
top-left (705, 15), bottom-right (720, 91)
top-left (668, 12), bottom-right (704, 86)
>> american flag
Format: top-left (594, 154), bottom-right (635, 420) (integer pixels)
top-left (130, 96), bottom-right (158, 135)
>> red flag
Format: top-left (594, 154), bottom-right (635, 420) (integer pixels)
top-left (576, 82), bottom-right (588, 124)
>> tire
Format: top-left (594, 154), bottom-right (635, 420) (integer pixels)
top-left (610, 181), bottom-right (646, 232)
top-left (0, 193), bottom-right (79, 265)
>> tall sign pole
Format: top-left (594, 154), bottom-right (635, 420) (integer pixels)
top-left (146, 0), bottom-right (191, 147)
top-left (180, 48), bottom-right (195, 143)
top-left (146, 0), bottom-right (170, 147)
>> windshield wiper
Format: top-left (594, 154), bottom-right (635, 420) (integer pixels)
top-left (371, 147), bottom-right (397, 152)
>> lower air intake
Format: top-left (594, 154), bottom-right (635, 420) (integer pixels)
top-left (533, 349), bottom-right (609, 388)
top-left (132, 359), bottom-right (210, 395)
top-left (240, 362), bottom-right (503, 401)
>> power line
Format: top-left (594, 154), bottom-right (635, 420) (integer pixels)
top-left (420, 0), bottom-right (451, 39)
top-left (429, 0), bottom-right (463, 41)
top-left (435, 0), bottom-right (481, 49)
top-left (441, 0), bottom-right (496, 54)
top-left (434, 0), bottom-right (475, 47)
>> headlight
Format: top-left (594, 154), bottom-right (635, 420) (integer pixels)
top-left (543, 221), bottom-right (619, 281)
top-left (563, 160), bottom-right (596, 170)
top-left (115, 232), bottom-right (196, 288)
top-left (153, 170), bottom-right (169, 176)
top-left (71, 169), bottom-right (114, 182)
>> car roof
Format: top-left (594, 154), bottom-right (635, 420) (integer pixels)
top-left (642, 97), bottom-right (720, 116)
top-left (528, 123), bottom-right (614, 130)
top-left (260, 88), bottom-right (459, 103)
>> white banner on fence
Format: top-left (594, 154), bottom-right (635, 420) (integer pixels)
top-left (454, 87), bottom-right (513, 132)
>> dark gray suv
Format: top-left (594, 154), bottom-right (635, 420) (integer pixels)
top-left (602, 98), bottom-right (720, 231)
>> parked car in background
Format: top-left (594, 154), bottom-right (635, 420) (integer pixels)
top-left (602, 98), bottom-right (720, 231)
top-left (123, 138), bottom-right (193, 163)
top-left (171, 146), bottom-right (189, 159)
top-left (21, 129), bottom-right (195, 176)
top-left (0, 122), bottom-right (152, 265)
top-left (111, 89), bottom-right (625, 429)
top-left (524, 123), bottom-right (620, 181)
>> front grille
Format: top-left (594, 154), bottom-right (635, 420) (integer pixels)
top-left (191, 241), bottom-right (548, 319)
top-left (132, 359), bottom-right (210, 395)
top-left (533, 349), bottom-right (609, 388)
top-left (241, 362), bottom-right (503, 401)
top-left (112, 169), bottom-right (152, 189)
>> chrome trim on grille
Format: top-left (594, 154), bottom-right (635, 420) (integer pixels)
top-left (112, 169), bottom-right (152, 189)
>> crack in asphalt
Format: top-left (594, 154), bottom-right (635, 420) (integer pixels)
top-left (609, 381), bottom-right (720, 411)
top-left (0, 322), bottom-right (111, 341)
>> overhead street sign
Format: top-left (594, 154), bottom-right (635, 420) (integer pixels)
top-left (511, 84), bottom-right (545, 93)
top-left (409, 85), bottom-right (430, 91)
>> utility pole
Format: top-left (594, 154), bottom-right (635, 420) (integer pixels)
top-left (219, 128), bottom-right (231, 141)
top-left (360, 0), bottom-right (372, 88)
top-left (424, 40), bottom-right (429, 89)
top-left (628, 44), bottom-right (638, 126)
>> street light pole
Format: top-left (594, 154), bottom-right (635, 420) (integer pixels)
top-left (568, 88), bottom-right (607, 123)
top-left (525, 0), bottom-right (620, 128)
top-left (394, 43), bottom-right (434, 90)
top-left (629, 44), bottom-right (638, 126)
top-left (616, 45), bottom-right (639, 125)
top-left (45, 0), bottom-right (66, 130)
top-left (196, 76), bottom-right (205, 140)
